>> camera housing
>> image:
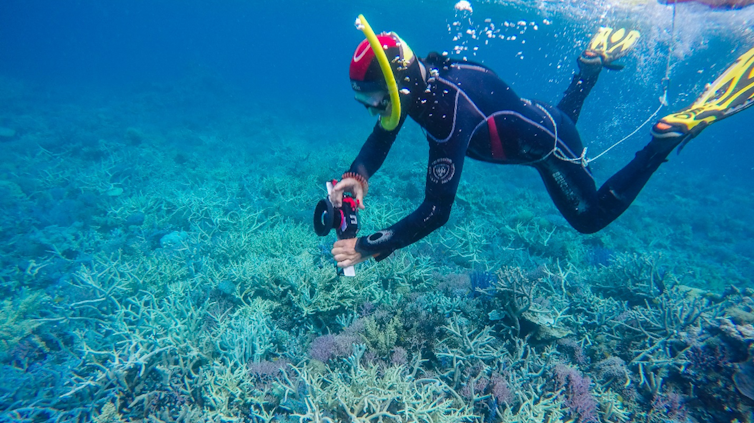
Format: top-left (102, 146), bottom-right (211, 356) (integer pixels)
top-left (313, 196), bottom-right (359, 238)
top-left (313, 181), bottom-right (359, 276)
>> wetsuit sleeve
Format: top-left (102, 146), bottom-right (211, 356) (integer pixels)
top-left (355, 123), bottom-right (471, 261)
top-left (346, 116), bottom-right (407, 180)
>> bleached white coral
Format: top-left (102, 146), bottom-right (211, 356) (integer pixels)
top-left (292, 345), bottom-right (475, 422)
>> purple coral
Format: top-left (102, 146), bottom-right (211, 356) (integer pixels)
top-left (248, 359), bottom-right (288, 379)
top-left (554, 364), bottom-right (599, 423)
top-left (248, 359), bottom-right (290, 391)
top-left (557, 338), bottom-right (588, 365)
top-left (686, 341), bottom-right (730, 372)
top-left (490, 373), bottom-right (513, 405)
top-left (390, 347), bottom-right (408, 366)
top-left (461, 377), bottom-right (490, 400)
top-left (652, 392), bottom-right (686, 421)
top-left (595, 357), bottom-right (628, 381)
top-left (359, 302), bottom-right (375, 317)
top-left (308, 334), bottom-right (360, 362)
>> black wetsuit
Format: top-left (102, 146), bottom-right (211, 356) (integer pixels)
top-left (349, 53), bottom-right (669, 260)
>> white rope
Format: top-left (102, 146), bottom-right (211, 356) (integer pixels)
top-left (520, 102), bottom-right (595, 177)
top-left (525, 102), bottom-right (600, 181)
top-left (587, 101), bottom-right (666, 162)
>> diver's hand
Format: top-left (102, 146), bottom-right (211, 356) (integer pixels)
top-left (332, 238), bottom-right (370, 268)
top-left (331, 178), bottom-right (366, 210)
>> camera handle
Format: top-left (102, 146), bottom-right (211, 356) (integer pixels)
top-left (326, 181), bottom-right (356, 277)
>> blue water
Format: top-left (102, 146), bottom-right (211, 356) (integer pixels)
top-left (1, 0), bottom-right (753, 422)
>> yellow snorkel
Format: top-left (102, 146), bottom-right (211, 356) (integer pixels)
top-left (356, 15), bottom-right (402, 131)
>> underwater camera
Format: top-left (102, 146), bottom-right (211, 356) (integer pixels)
top-left (313, 181), bottom-right (359, 277)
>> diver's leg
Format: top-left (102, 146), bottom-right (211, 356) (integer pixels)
top-left (556, 27), bottom-right (642, 124)
top-left (555, 45), bottom-right (754, 233)
top-left (530, 98), bottom-right (669, 234)
top-left (516, 101), bottom-right (607, 233)
top-left (535, 158), bottom-right (601, 233)
top-left (532, 46), bottom-right (754, 235)
top-left (556, 56), bottom-right (602, 124)
top-left (534, 136), bottom-right (668, 235)
top-left (513, 97), bottom-right (663, 234)
top-left (586, 137), bottom-right (674, 232)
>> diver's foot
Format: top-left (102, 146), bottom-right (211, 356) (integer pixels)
top-left (580, 27), bottom-right (641, 73)
top-left (577, 51), bottom-right (604, 78)
top-left (648, 122), bottom-right (690, 156)
top-left (651, 46), bottom-right (754, 152)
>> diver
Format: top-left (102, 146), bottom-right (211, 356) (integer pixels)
top-left (330, 16), bottom-right (754, 269)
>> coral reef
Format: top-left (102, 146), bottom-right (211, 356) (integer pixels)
top-left (1, 61), bottom-right (753, 423)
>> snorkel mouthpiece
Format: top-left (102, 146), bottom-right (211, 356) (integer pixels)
top-left (355, 14), bottom-right (402, 131)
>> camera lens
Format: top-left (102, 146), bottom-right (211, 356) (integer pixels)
top-left (313, 199), bottom-right (335, 236)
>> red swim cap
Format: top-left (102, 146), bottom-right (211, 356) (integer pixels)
top-left (349, 32), bottom-right (415, 92)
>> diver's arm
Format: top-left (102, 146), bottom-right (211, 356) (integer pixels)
top-left (354, 197), bottom-right (454, 261)
top-left (354, 134), bottom-right (468, 261)
top-left (346, 116), bottom-right (406, 180)
top-left (332, 116), bottom-right (406, 208)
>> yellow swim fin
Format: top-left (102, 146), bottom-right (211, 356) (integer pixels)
top-left (583, 27), bottom-right (641, 70)
top-left (652, 46), bottom-right (754, 145)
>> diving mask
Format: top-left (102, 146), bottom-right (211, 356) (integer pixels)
top-left (354, 90), bottom-right (390, 113)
